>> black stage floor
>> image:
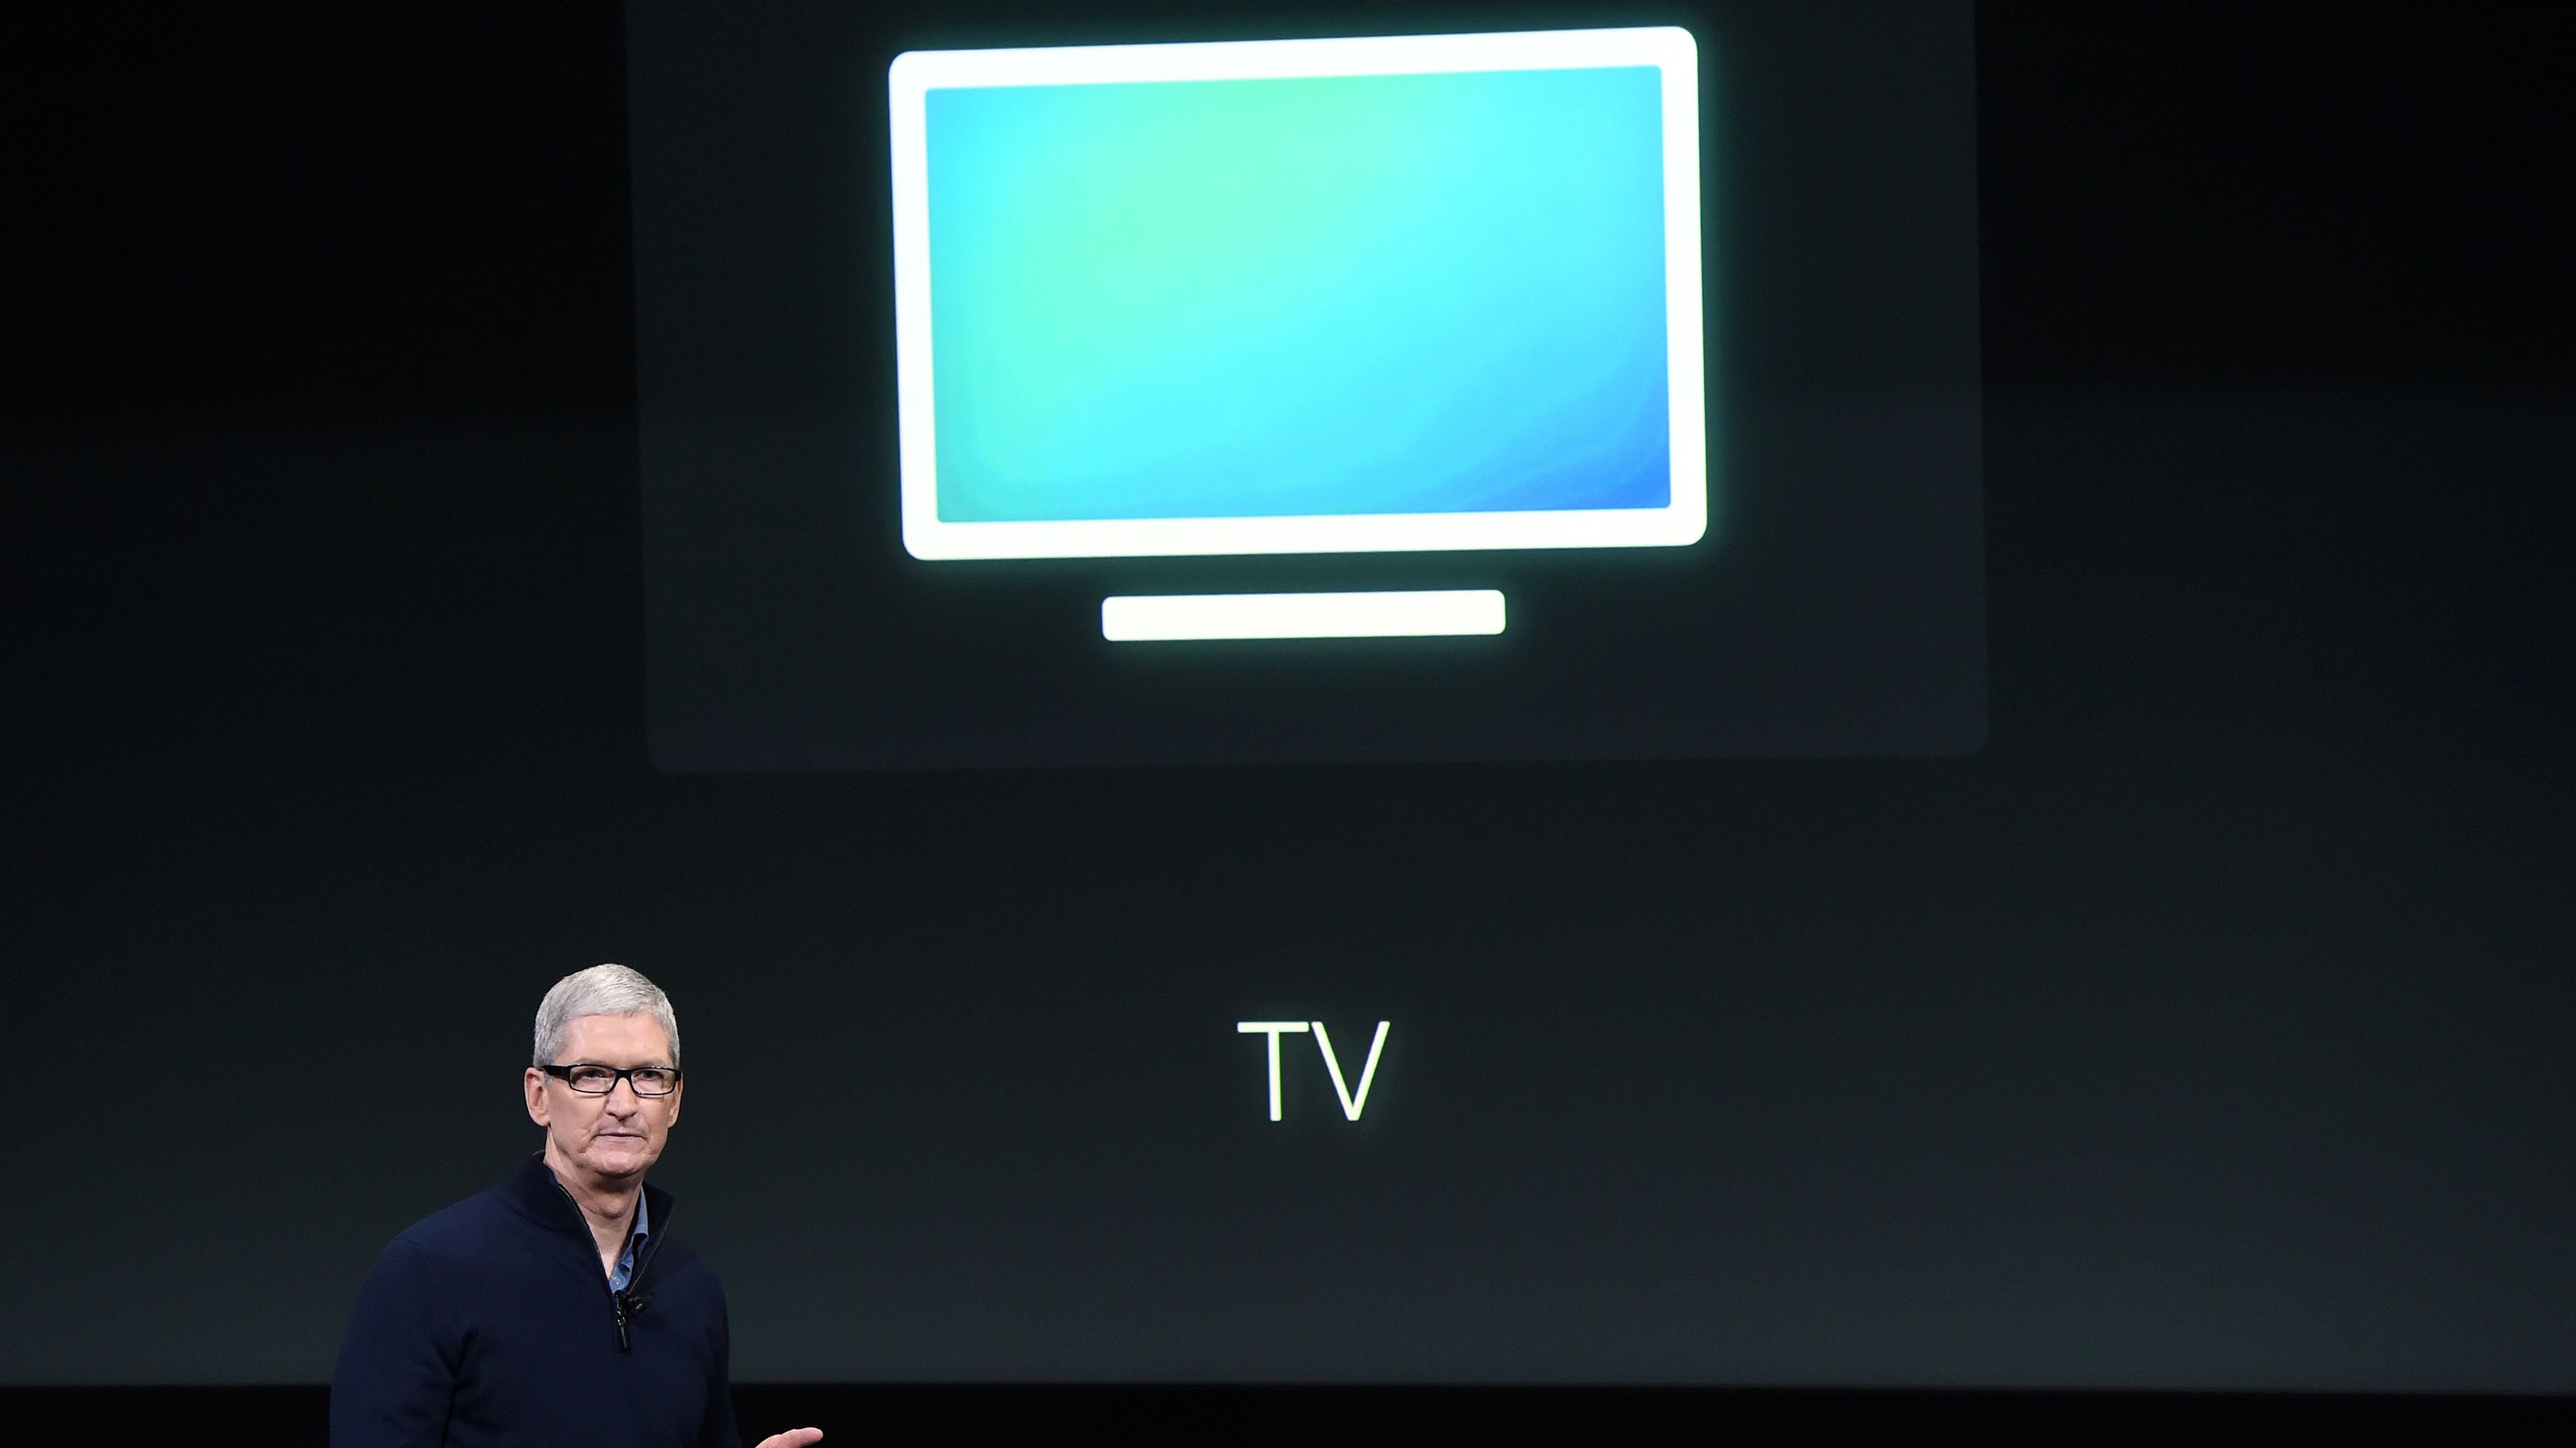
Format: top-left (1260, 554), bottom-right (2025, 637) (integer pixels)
top-left (5, 1384), bottom-right (2574, 1445)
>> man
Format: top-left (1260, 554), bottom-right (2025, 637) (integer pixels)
top-left (332, 964), bottom-right (822, 1448)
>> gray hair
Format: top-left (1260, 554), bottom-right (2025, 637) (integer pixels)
top-left (532, 964), bottom-right (681, 1067)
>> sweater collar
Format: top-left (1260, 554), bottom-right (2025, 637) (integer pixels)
top-left (501, 1150), bottom-right (676, 1240)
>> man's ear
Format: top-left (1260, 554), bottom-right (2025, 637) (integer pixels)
top-left (524, 1067), bottom-right (551, 1128)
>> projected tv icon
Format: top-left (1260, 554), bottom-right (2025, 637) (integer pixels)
top-left (887, 28), bottom-right (1706, 640)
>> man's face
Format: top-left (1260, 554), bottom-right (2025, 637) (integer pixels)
top-left (523, 1012), bottom-right (684, 1185)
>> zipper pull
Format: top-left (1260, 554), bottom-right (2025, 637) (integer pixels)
top-left (614, 1294), bottom-right (631, 1351)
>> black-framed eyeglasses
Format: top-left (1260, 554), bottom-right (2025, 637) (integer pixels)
top-left (542, 1063), bottom-right (683, 1097)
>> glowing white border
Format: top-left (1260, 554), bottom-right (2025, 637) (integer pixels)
top-left (889, 27), bottom-right (1706, 561)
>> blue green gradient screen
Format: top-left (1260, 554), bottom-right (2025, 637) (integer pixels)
top-left (923, 66), bottom-right (1671, 522)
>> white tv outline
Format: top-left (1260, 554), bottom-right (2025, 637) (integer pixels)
top-left (888, 27), bottom-right (1706, 562)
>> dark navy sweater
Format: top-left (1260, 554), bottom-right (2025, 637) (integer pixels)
top-left (331, 1155), bottom-right (739, 1448)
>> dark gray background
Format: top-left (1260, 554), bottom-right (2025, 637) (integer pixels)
top-left (5, 0), bottom-right (2572, 1392)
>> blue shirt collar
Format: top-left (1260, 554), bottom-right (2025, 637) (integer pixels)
top-left (607, 1192), bottom-right (651, 1293)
